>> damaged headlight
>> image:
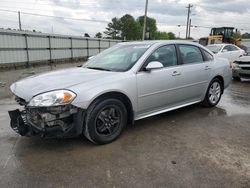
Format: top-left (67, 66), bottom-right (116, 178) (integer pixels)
top-left (28, 90), bottom-right (76, 107)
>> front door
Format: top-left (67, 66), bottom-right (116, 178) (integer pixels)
top-left (136, 45), bottom-right (182, 115)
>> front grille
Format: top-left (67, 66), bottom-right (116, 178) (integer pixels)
top-left (241, 67), bottom-right (250, 70)
top-left (236, 61), bottom-right (250, 65)
top-left (239, 73), bottom-right (250, 78)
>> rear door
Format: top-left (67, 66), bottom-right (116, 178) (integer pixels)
top-left (176, 44), bottom-right (212, 103)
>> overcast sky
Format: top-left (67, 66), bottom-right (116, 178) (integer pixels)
top-left (0, 0), bottom-right (249, 39)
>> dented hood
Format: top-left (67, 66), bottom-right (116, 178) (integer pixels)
top-left (10, 67), bottom-right (118, 102)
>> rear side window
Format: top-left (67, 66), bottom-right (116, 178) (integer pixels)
top-left (202, 49), bottom-right (214, 61)
top-left (179, 45), bottom-right (203, 64)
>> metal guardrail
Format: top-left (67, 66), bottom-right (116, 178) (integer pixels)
top-left (0, 29), bottom-right (122, 67)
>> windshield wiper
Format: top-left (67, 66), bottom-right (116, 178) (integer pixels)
top-left (86, 67), bottom-right (112, 71)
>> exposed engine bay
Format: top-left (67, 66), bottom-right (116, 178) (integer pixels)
top-left (8, 96), bottom-right (85, 138)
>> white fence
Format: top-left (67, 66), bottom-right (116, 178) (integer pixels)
top-left (0, 29), bottom-right (122, 66)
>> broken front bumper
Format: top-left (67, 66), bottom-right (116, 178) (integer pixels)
top-left (8, 105), bottom-right (85, 138)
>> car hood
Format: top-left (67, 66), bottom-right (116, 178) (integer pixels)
top-left (10, 67), bottom-right (119, 102)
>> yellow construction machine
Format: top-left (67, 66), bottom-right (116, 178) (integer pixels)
top-left (199, 27), bottom-right (241, 46)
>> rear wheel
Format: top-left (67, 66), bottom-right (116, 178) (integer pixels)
top-left (84, 98), bottom-right (127, 144)
top-left (202, 78), bottom-right (223, 107)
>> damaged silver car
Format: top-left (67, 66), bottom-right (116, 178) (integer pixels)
top-left (8, 41), bottom-right (232, 144)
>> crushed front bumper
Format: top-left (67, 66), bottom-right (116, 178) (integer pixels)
top-left (8, 105), bottom-right (85, 138)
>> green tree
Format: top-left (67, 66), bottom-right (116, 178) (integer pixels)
top-left (155, 31), bottom-right (176, 40)
top-left (104, 17), bottom-right (121, 39)
top-left (232, 31), bottom-right (241, 40)
top-left (242, 32), bottom-right (250, 39)
top-left (95, 32), bottom-right (102, 38)
top-left (155, 31), bottom-right (169, 40)
top-left (119, 14), bottom-right (141, 40)
top-left (167, 32), bottom-right (176, 39)
top-left (104, 14), bottom-right (176, 41)
top-left (137, 16), bottom-right (157, 40)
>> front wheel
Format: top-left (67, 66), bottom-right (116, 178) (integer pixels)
top-left (202, 78), bottom-right (223, 107)
top-left (84, 98), bottom-right (127, 144)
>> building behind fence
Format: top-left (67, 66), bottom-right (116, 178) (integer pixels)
top-left (0, 29), bottom-right (122, 67)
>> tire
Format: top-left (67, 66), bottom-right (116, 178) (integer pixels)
top-left (233, 76), bottom-right (241, 81)
top-left (201, 78), bottom-right (223, 107)
top-left (84, 98), bottom-right (127, 144)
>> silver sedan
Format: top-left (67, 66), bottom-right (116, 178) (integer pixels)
top-left (9, 41), bottom-right (232, 144)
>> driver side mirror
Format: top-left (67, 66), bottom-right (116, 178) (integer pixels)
top-left (145, 61), bottom-right (164, 71)
top-left (222, 49), bottom-right (228, 53)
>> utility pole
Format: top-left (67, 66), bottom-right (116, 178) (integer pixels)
top-left (18, 11), bottom-right (22, 30)
top-left (188, 18), bottom-right (192, 38)
top-left (186, 4), bottom-right (193, 39)
top-left (142, 0), bottom-right (149, 40)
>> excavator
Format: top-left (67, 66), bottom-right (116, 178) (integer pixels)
top-left (199, 27), bottom-right (242, 46)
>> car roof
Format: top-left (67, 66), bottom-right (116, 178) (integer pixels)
top-left (118, 40), bottom-right (201, 46)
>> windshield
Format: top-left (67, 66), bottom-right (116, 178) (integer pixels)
top-left (83, 44), bottom-right (150, 72)
top-left (206, 45), bottom-right (222, 54)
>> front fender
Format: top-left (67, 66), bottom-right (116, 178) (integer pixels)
top-left (70, 75), bottom-right (137, 112)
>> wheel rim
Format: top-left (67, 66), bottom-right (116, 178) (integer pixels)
top-left (209, 81), bottom-right (221, 104)
top-left (95, 106), bottom-right (121, 136)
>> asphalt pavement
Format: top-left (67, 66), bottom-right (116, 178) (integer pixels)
top-left (0, 80), bottom-right (250, 188)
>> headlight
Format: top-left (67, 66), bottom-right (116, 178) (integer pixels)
top-left (28, 90), bottom-right (76, 107)
top-left (231, 63), bottom-right (240, 69)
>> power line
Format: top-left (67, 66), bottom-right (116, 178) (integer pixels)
top-left (0, 9), bottom-right (109, 23)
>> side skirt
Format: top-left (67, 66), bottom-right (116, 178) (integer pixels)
top-left (135, 100), bottom-right (201, 121)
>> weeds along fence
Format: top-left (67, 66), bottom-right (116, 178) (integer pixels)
top-left (0, 29), bottom-right (122, 68)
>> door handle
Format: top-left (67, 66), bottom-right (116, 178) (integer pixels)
top-left (205, 66), bottom-right (211, 70)
top-left (172, 71), bottom-right (181, 76)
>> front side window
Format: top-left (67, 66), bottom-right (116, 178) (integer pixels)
top-left (179, 45), bottom-right (203, 64)
top-left (144, 45), bottom-right (177, 68)
top-left (84, 44), bottom-right (150, 72)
